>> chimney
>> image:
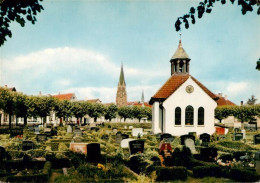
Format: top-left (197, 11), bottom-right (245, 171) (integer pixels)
top-left (241, 101), bottom-right (243, 106)
top-left (39, 91), bottom-right (42, 96)
top-left (224, 95), bottom-right (227, 100)
top-left (218, 93), bottom-right (222, 97)
top-left (4, 85), bottom-right (7, 88)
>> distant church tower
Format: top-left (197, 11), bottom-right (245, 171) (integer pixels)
top-left (116, 64), bottom-right (127, 107)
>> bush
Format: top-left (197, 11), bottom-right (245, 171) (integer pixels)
top-left (155, 166), bottom-right (187, 181)
top-left (219, 153), bottom-right (233, 162)
top-left (230, 167), bottom-right (259, 182)
top-left (5, 173), bottom-right (49, 182)
top-left (193, 165), bottom-right (222, 178)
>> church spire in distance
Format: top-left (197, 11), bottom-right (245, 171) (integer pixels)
top-left (116, 63), bottom-right (127, 107)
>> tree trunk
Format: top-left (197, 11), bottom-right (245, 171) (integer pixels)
top-left (60, 118), bottom-right (63, 126)
top-left (94, 117), bottom-right (97, 122)
top-left (0, 114), bottom-right (1, 126)
top-left (24, 117), bottom-right (27, 126)
top-left (241, 122), bottom-right (244, 130)
top-left (9, 114), bottom-right (12, 129)
top-left (16, 117), bottom-right (18, 126)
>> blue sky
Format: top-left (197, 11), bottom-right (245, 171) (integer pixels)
top-left (0, 0), bottom-right (259, 104)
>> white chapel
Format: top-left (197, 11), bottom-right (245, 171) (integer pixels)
top-left (149, 39), bottom-right (218, 136)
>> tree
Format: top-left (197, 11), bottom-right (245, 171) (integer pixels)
top-left (14, 92), bottom-right (30, 126)
top-left (175, 0), bottom-right (259, 32)
top-left (256, 58), bottom-right (260, 71)
top-left (132, 106), bottom-right (147, 122)
top-left (104, 104), bottom-right (118, 122)
top-left (0, 0), bottom-right (44, 46)
top-left (247, 95), bottom-right (257, 105)
top-left (118, 106), bottom-right (133, 122)
top-left (0, 87), bottom-right (16, 128)
top-left (54, 100), bottom-right (73, 125)
top-left (71, 101), bottom-right (89, 124)
top-left (88, 103), bottom-right (105, 122)
top-left (215, 106), bottom-right (233, 122)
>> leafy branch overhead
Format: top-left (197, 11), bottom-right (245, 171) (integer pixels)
top-left (175, 0), bottom-right (260, 31)
top-left (0, 0), bottom-right (44, 46)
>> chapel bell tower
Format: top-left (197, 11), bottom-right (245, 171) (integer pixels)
top-left (170, 37), bottom-right (190, 75)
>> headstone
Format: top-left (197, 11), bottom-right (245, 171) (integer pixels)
top-left (200, 147), bottom-right (218, 162)
top-left (74, 129), bottom-right (82, 136)
top-left (112, 128), bottom-right (118, 133)
top-left (108, 125), bottom-right (111, 128)
top-left (63, 168), bottom-right (68, 176)
top-left (129, 126), bottom-right (133, 129)
top-left (36, 134), bottom-right (47, 142)
top-left (234, 133), bottom-right (243, 141)
top-left (255, 151), bottom-right (260, 174)
top-left (90, 127), bottom-right (100, 132)
top-left (132, 128), bottom-right (143, 137)
top-left (116, 132), bottom-right (123, 143)
top-left (44, 127), bottom-right (51, 133)
top-left (90, 123), bottom-right (96, 127)
top-left (87, 143), bottom-right (101, 162)
top-left (241, 129), bottom-right (246, 139)
top-left (215, 127), bottom-right (225, 135)
top-left (121, 138), bottom-right (135, 148)
top-left (124, 126), bottom-right (127, 129)
top-left (180, 134), bottom-right (195, 145)
top-left (34, 126), bottom-right (40, 134)
top-left (159, 142), bottom-right (172, 155)
top-left (184, 138), bottom-right (196, 154)
top-left (200, 133), bottom-right (210, 146)
top-left (0, 146), bottom-right (6, 161)
top-left (160, 133), bottom-right (174, 142)
top-left (67, 125), bottom-right (72, 133)
top-left (51, 130), bottom-right (58, 136)
top-left (129, 140), bottom-right (144, 155)
top-left (254, 134), bottom-right (260, 144)
top-left (121, 134), bottom-right (129, 139)
top-left (22, 140), bottom-right (34, 151)
top-left (70, 143), bottom-right (88, 154)
top-left (10, 128), bottom-right (23, 137)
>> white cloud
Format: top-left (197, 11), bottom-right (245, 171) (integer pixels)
top-left (226, 82), bottom-right (248, 97)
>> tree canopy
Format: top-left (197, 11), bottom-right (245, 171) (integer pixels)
top-left (175, 0), bottom-right (259, 32)
top-left (0, 0), bottom-right (44, 47)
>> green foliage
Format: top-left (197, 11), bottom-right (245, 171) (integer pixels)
top-left (193, 165), bottom-right (222, 178)
top-left (247, 95), bottom-right (257, 105)
top-left (88, 103), bottom-right (105, 122)
top-left (175, 0), bottom-right (259, 32)
top-left (155, 166), bottom-right (187, 181)
top-left (229, 167), bottom-right (259, 182)
top-left (118, 106), bottom-right (133, 121)
top-left (0, 0), bottom-right (44, 46)
top-left (104, 104), bottom-right (118, 121)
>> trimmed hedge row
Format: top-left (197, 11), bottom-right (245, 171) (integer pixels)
top-left (193, 165), bottom-right (259, 182)
top-left (155, 166), bottom-right (187, 181)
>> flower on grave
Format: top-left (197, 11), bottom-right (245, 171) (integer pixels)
top-left (97, 163), bottom-right (106, 171)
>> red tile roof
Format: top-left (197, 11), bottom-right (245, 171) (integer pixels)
top-left (52, 93), bottom-right (75, 100)
top-left (86, 99), bottom-right (101, 103)
top-left (216, 96), bottom-right (236, 106)
top-left (150, 74), bottom-right (218, 104)
top-left (127, 101), bottom-right (152, 108)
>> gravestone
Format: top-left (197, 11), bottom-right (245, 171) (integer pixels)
top-left (254, 134), bottom-right (260, 144)
top-left (241, 129), bottom-right (246, 139)
top-left (124, 126), bottom-right (127, 129)
top-left (90, 127), bottom-right (100, 132)
top-left (116, 132), bottom-right (123, 143)
top-left (70, 143), bottom-right (88, 154)
top-left (121, 138), bottom-right (135, 148)
top-left (160, 133), bottom-right (174, 142)
top-left (121, 134), bottom-right (129, 139)
top-left (200, 133), bottom-right (210, 146)
top-left (234, 133), bottom-right (243, 141)
top-left (200, 147), bottom-right (218, 162)
top-left (132, 128), bottom-right (143, 137)
top-left (34, 126), bottom-right (40, 134)
top-left (44, 127), bottom-right (51, 133)
top-left (112, 128), bottom-right (118, 133)
top-left (180, 134), bottom-right (195, 145)
top-left (36, 134), bottom-right (47, 142)
top-left (67, 125), bottom-right (72, 133)
top-left (159, 142), bottom-right (172, 156)
top-left (74, 129), bottom-right (82, 136)
top-left (51, 130), bottom-right (58, 136)
top-left (129, 126), bottom-right (133, 129)
top-left (87, 143), bottom-right (101, 162)
top-left (184, 138), bottom-right (196, 154)
top-left (22, 140), bottom-right (34, 151)
top-left (108, 125), bottom-right (111, 128)
top-left (255, 151), bottom-right (260, 174)
top-left (129, 140), bottom-right (144, 155)
top-left (0, 146), bottom-right (6, 161)
top-left (10, 128), bottom-right (23, 137)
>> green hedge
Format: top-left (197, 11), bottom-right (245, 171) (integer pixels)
top-left (104, 122), bottom-right (151, 129)
top-left (155, 166), bottom-right (187, 181)
top-left (230, 168), bottom-right (259, 182)
top-left (193, 165), bottom-right (222, 178)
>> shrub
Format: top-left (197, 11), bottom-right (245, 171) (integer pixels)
top-left (43, 161), bottom-right (52, 175)
top-left (229, 167), bottom-right (260, 182)
top-left (193, 165), bottom-right (222, 178)
top-left (219, 153), bottom-right (233, 162)
top-left (155, 166), bottom-right (187, 181)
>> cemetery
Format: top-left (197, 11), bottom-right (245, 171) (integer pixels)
top-left (0, 121), bottom-right (259, 182)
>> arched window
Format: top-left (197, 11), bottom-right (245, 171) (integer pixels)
top-left (198, 107), bottom-right (204, 125)
top-left (175, 107), bottom-right (181, 125)
top-left (185, 105), bottom-right (194, 125)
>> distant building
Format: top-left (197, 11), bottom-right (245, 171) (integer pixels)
top-left (116, 64), bottom-right (127, 107)
top-left (86, 99), bottom-right (102, 103)
top-left (149, 40), bottom-right (218, 136)
top-left (52, 93), bottom-right (77, 101)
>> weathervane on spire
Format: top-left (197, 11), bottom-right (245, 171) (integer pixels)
top-left (179, 33), bottom-right (182, 41)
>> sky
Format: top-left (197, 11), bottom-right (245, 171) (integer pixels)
top-left (0, 0), bottom-right (259, 104)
